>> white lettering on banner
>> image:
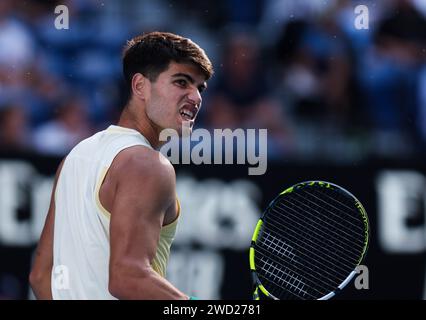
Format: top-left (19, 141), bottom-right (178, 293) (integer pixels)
top-left (376, 170), bottom-right (426, 299)
top-left (167, 250), bottom-right (224, 300)
top-left (0, 162), bottom-right (258, 248)
top-left (175, 174), bottom-right (261, 249)
top-left (0, 161), bottom-right (35, 245)
top-left (3, 159), bottom-right (426, 298)
top-left (376, 171), bottom-right (426, 253)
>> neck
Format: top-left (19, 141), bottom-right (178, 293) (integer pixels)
top-left (117, 103), bottom-right (162, 149)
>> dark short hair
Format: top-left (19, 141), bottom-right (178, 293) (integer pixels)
top-left (122, 31), bottom-right (214, 100)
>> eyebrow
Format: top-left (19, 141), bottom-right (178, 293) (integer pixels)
top-left (171, 73), bottom-right (207, 91)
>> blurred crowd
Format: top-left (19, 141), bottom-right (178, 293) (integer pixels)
top-left (0, 0), bottom-right (425, 162)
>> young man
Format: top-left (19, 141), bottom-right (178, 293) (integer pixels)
top-left (29, 32), bottom-right (213, 299)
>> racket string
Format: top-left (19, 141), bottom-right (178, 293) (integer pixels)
top-left (278, 197), bottom-right (364, 251)
top-left (257, 230), bottom-right (346, 287)
top-left (257, 221), bottom-right (351, 285)
top-left (304, 188), bottom-right (365, 228)
top-left (257, 255), bottom-right (317, 299)
top-left (292, 190), bottom-right (365, 236)
top-left (277, 190), bottom-right (365, 252)
top-left (258, 260), bottom-right (313, 299)
top-left (270, 205), bottom-right (362, 269)
top-left (255, 239), bottom-right (341, 296)
top-left (287, 190), bottom-right (363, 240)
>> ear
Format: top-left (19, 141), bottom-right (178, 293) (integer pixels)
top-left (131, 73), bottom-right (148, 100)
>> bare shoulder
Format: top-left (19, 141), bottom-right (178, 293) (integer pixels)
top-left (114, 145), bottom-right (174, 178)
top-left (111, 145), bottom-right (175, 195)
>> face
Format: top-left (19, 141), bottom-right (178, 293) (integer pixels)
top-left (144, 62), bottom-right (207, 136)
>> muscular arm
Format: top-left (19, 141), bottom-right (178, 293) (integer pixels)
top-left (29, 160), bottom-right (64, 300)
top-left (107, 147), bottom-right (188, 300)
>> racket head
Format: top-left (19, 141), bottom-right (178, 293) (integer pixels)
top-left (249, 181), bottom-right (369, 300)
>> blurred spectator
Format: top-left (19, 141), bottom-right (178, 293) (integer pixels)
top-left (259, 0), bottom-right (337, 46)
top-left (32, 95), bottom-right (93, 156)
top-left (358, 0), bottom-right (426, 153)
top-left (205, 31), bottom-right (266, 128)
top-left (0, 1), bottom-right (36, 70)
top-left (206, 32), bottom-right (271, 125)
top-left (0, 104), bottom-right (31, 152)
top-left (275, 15), bottom-right (353, 124)
top-left (0, 0), bottom-right (424, 161)
top-left (204, 30), bottom-right (292, 156)
top-left (271, 3), bottom-right (373, 160)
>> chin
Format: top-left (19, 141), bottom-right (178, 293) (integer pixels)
top-left (177, 120), bottom-right (193, 137)
top-left (178, 127), bottom-right (192, 138)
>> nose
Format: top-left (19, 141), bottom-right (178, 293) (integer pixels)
top-left (187, 87), bottom-right (202, 106)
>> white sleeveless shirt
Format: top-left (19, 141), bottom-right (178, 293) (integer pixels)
top-left (51, 125), bottom-right (179, 299)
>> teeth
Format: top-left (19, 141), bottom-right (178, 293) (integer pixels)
top-left (180, 109), bottom-right (194, 119)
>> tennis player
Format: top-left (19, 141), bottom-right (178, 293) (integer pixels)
top-left (29, 31), bottom-right (213, 299)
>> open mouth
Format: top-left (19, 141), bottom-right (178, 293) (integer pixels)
top-left (179, 104), bottom-right (198, 121)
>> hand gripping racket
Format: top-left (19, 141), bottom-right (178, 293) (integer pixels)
top-left (249, 181), bottom-right (369, 300)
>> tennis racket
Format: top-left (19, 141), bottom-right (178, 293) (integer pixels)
top-left (249, 180), bottom-right (369, 300)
